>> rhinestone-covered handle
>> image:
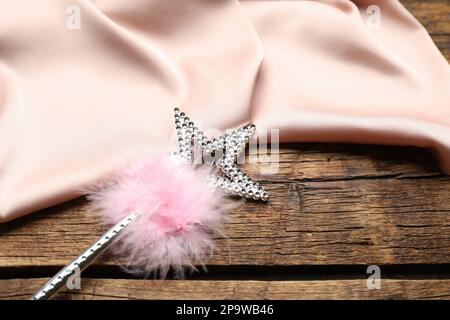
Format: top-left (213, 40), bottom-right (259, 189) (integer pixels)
top-left (31, 212), bottom-right (139, 300)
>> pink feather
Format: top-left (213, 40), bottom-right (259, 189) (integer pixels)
top-left (88, 156), bottom-right (234, 278)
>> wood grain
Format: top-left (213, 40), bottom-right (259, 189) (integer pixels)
top-left (432, 35), bottom-right (450, 61)
top-left (0, 145), bottom-right (449, 267)
top-left (403, 0), bottom-right (450, 34)
top-left (1, 279), bottom-right (449, 300)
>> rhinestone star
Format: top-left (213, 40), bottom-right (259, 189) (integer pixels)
top-left (173, 107), bottom-right (269, 201)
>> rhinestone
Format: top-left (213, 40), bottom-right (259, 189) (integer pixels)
top-left (173, 107), bottom-right (268, 201)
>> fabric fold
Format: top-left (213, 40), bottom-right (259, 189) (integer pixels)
top-left (0, 0), bottom-right (449, 222)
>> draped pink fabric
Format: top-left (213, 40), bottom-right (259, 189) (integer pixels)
top-left (0, 0), bottom-right (449, 222)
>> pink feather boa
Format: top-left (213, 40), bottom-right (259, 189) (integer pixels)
top-left (89, 156), bottom-right (235, 278)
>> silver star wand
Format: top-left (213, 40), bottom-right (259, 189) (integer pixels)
top-left (173, 107), bottom-right (268, 201)
top-left (31, 107), bottom-right (268, 300)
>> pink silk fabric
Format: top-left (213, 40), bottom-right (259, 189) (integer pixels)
top-left (0, 0), bottom-right (449, 222)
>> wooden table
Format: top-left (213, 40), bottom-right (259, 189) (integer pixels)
top-left (0, 0), bottom-right (449, 300)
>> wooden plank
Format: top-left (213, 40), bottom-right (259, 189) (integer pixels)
top-left (1, 279), bottom-right (449, 300)
top-left (432, 35), bottom-right (450, 61)
top-left (245, 144), bottom-right (443, 182)
top-left (0, 145), bottom-right (449, 267)
top-left (402, 0), bottom-right (450, 34)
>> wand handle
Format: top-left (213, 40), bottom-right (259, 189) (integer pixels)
top-left (31, 212), bottom-right (139, 300)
